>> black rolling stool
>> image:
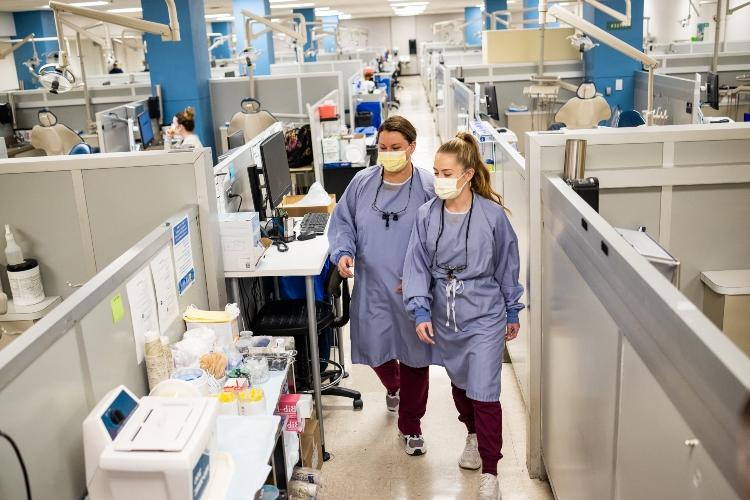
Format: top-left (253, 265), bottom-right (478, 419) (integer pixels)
top-left (252, 265), bottom-right (363, 410)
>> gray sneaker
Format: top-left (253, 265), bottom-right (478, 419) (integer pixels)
top-left (399, 432), bottom-right (427, 456)
top-left (386, 390), bottom-right (400, 413)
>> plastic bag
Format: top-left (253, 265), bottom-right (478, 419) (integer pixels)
top-left (291, 182), bottom-right (330, 207)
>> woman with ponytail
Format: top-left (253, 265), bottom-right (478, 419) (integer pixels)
top-left (168, 106), bottom-right (203, 149)
top-left (402, 132), bottom-right (524, 500)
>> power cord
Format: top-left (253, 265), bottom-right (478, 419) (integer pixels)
top-left (228, 193), bottom-right (243, 212)
top-left (0, 430), bottom-right (31, 500)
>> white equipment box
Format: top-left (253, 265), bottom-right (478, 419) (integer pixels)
top-left (83, 386), bottom-right (221, 500)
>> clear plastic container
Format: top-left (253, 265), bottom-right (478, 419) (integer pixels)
top-left (244, 356), bottom-right (270, 385)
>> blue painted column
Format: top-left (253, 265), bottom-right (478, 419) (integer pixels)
top-left (321, 16), bottom-right (338, 54)
top-left (233, 0), bottom-right (274, 75)
top-left (12, 11), bottom-right (59, 90)
top-left (141, 0), bottom-right (214, 155)
top-left (583, 0), bottom-right (644, 111)
top-left (293, 8), bottom-right (316, 62)
top-left (464, 7), bottom-right (482, 46)
top-left (210, 21), bottom-right (232, 60)
top-left (485, 0), bottom-right (507, 30)
top-left (524, 0), bottom-right (539, 29)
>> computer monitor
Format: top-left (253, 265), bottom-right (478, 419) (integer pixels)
top-left (706, 71), bottom-right (720, 110)
top-left (259, 131), bottom-right (292, 211)
top-left (484, 84), bottom-right (499, 120)
top-left (138, 111), bottom-right (154, 149)
top-left (228, 130), bottom-right (245, 151)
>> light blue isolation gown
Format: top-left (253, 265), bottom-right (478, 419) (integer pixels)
top-left (403, 194), bottom-right (524, 402)
top-left (328, 165), bottom-right (442, 368)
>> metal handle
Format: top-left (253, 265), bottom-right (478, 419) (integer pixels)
top-left (66, 281), bottom-right (84, 289)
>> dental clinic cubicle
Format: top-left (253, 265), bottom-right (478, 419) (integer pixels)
top-left (491, 122), bottom-right (750, 499)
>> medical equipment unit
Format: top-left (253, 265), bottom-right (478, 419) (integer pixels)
top-left (470, 120), bottom-right (497, 167)
top-left (83, 385), bottom-right (219, 500)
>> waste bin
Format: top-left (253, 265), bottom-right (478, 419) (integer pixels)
top-left (701, 269), bottom-right (750, 356)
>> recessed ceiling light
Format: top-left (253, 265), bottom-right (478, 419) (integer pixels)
top-left (107, 7), bottom-right (142, 13)
top-left (69, 1), bottom-right (110, 7)
top-left (270, 3), bottom-right (315, 9)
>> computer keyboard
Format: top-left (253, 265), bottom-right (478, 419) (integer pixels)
top-left (300, 212), bottom-right (330, 235)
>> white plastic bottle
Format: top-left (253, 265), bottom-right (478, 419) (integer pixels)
top-left (4, 225), bottom-right (45, 307)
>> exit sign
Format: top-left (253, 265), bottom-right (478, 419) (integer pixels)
top-left (607, 21), bottom-right (630, 30)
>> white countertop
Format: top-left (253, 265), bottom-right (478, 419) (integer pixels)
top-left (225, 230), bottom-right (329, 279)
top-left (700, 269), bottom-right (750, 296)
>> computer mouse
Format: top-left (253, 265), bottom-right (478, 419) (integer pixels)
top-left (297, 232), bottom-right (316, 241)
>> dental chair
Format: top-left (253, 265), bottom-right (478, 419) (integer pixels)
top-left (227, 97), bottom-right (278, 144)
top-left (30, 109), bottom-right (85, 156)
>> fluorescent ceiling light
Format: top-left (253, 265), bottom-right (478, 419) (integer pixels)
top-left (391, 1), bottom-right (429, 5)
top-left (270, 3), bottom-right (315, 8)
top-left (339, 14), bottom-right (352, 19)
top-left (205, 13), bottom-right (232, 19)
top-left (69, 1), bottom-right (109, 6)
top-left (107, 7), bottom-right (142, 13)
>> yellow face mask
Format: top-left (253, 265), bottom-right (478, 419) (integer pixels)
top-left (378, 151), bottom-right (409, 173)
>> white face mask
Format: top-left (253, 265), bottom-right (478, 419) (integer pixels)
top-left (434, 173), bottom-right (470, 200)
top-left (378, 150), bottom-right (409, 173)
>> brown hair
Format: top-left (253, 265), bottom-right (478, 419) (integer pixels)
top-left (377, 115), bottom-right (417, 144)
top-left (437, 132), bottom-right (505, 208)
top-left (176, 106), bottom-right (196, 132)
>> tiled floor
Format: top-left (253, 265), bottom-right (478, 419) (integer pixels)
top-left (318, 76), bottom-right (554, 500)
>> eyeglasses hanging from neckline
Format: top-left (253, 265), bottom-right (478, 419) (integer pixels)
top-left (371, 168), bottom-right (415, 228)
top-left (431, 192), bottom-right (474, 281)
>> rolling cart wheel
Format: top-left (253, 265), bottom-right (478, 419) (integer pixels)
top-left (353, 399), bottom-right (364, 411)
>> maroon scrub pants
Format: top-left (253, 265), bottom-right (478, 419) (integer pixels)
top-left (451, 383), bottom-right (503, 475)
top-left (372, 359), bottom-right (430, 436)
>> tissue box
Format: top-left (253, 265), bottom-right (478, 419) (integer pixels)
top-left (277, 393), bottom-right (313, 433)
top-left (184, 306), bottom-right (240, 345)
top-left (219, 212), bottom-right (265, 272)
top-left (279, 194), bottom-right (336, 218)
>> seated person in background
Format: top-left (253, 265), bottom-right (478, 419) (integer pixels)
top-left (109, 62), bottom-right (124, 74)
top-left (167, 106), bottom-right (203, 149)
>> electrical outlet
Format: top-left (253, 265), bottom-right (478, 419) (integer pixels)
top-left (605, 87), bottom-right (612, 96)
top-left (615, 79), bottom-right (623, 91)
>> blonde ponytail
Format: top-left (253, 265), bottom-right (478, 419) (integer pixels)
top-left (437, 132), bottom-right (507, 209)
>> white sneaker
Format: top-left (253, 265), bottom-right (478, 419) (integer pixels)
top-left (478, 473), bottom-right (500, 500)
top-left (399, 432), bottom-right (427, 456)
top-left (459, 433), bottom-right (481, 470)
top-left (386, 390), bottom-right (400, 413)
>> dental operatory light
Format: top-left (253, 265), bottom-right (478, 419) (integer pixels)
top-left (39, 0), bottom-right (181, 94)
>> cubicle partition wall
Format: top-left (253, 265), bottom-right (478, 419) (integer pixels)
top-left (0, 150), bottom-right (225, 308)
top-left (651, 42), bottom-right (750, 75)
top-left (95, 103), bottom-right (134, 153)
top-left (442, 60), bottom-right (583, 132)
top-left (86, 72), bottom-right (151, 87)
top-left (493, 123), bottom-right (750, 498)
top-left (540, 175), bottom-right (748, 500)
top-left (0, 208), bottom-right (213, 500)
top-left (436, 77), bottom-right (476, 143)
top-left (2, 83), bottom-right (158, 132)
top-left (271, 60), bottom-right (362, 121)
top-left (634, 71), bottom-right (700, 125)
top-left (209, 72), bottom-right (343, 152)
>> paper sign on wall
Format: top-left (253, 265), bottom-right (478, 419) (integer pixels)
top-left (172, 215), bottom-right (195, 296)
top-left (125, 268), bottom-right (159, 363)
top-left (149, 246), bottom-right (180, 334)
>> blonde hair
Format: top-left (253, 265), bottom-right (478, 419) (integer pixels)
top-left (437, 132), bottom-right (505, 208)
